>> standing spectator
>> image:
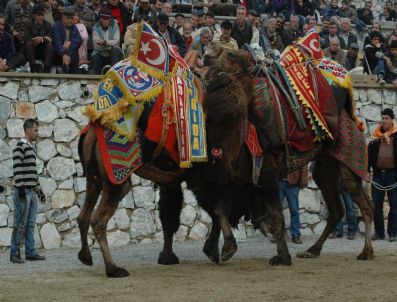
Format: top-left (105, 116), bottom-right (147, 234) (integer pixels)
top-left (91, 6), bottom-right (123, 75)
top-left (0, 14), bottom-right (15, 71)
top-left (344, 43), bottom-right (360, 71)
top-left (132, 0), bottom-right (157, 24)
top-left (368, 108), bottom-right (397, 242)
top-left (181, 21), bottom-right (193, 51)
top-left (323, 0), bottom-right (340, 19)
top-left (339, 0), bottom-right (357, 23)
top-left (279, 166), bottom-right (309, 244)
top-left (339, 18), bottom-right (358, 50)
top-left (329, 190), bottom-right (357, 240)
top-left (261, 17), bottom-right (283, 53)
top-left (357, 1), bottom-right (374, 28)
top-left (323, 37), bottom-right (346, 65)
top-left (155, 13), bottom-right (186, 57)
top-left (231, 6), bottom-right (252, 49)
top-left (321, 21), bottom-right (346, 50)
top-left (212, 20), bottom-right (238, 51)
top-left (52, 6), bottom-right (82, 73)
top-left (10, 119), bottom-right (45, 264)
top-left (23, 3), bottom-right (53, 73)
top-left (106, 0), bottom-right (131, 41)
top-left (73, 10), bottom-right (89, 72)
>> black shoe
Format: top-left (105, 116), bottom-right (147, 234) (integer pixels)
top-left (347, 232), bottom-right (356, 240)
top-left (10, 256), bottom-right (24, 264)
top-left (329, 232), bottom-right (342, 239)
top-left (371, 233), bottom-right (385, 241)
top-left (26, 254), bottom-right (45, 261)
top-left (389, 236), bottom-right (397, 242)
top-left (292, 236), bottom-right (303, 244)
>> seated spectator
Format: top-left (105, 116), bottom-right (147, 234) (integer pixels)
top-left (106, 0), bottom-right (131, 42)
top-left (174, 13), bottom-right (185, 31)
top-left (81, 0), bottom-right (102, 57)
top-left (161, 1), bottom-right (172, 16)
top-left (364, 31), bottom-right (390, 85)
top-left (155, 13), bottom-right (186, 57)
top-left (380, 7), bottom-right (392, 22)
top-left (391, 2), bottom-right (397, 21)
top-left (41, 0), bottom-right (54, 25)
top-left (269, 0), bottom-right (291, 19)
top-left (323, 0), bottom-right (340, 19)
top-left (122, 0), bottom-right (135, 21)
top-left (247, 9), bottom-right (259, 45)
top-left (319, 17), bottom-right (330, 40)
top-left (339, 18), bottom-right (357, 50)
top-left (339, 0), bottom-right (356, 22)
top-left (307, 16), bottom-right (317, 31)
top-left (231, 6), bottom-right (253, 49)
top-left (0, 14), bottom-right (15, 71)
top-left (181, 21), bottom-right (193, 51)
top-left (388, 40), bottom-right (397, 89)
top-left (294, 0), bottom-right (315, 19)
top-left (73, 10), bottom-right (89, 72)
top-left (212, 20), bottom-right (238, 51)
top-left (344, 43), bottom-right (360, 71)
top-left (321, 21), bottom-right (346, 50)
top-left (302, 23), bottom-right (309, 35)
top-left (23, 3), bottom-right (53, 73)
top-left (5, 0), bottom-right (33, 50)
top-left (283, 15), bottom-right (302, 47)
top-left (356, 1), bottom-right (374, 31)
top-left (132, 0), bottom-right (157, 25)
top-left (52, 0), bottom-right (65, 22)
top-left (386, 24), bottom-right (397, 48)
top-left (91, 6), bottom-right (123, 75)
top-left (245, 0), bottom-right (270, 16)
top-left (74, 0), bottom-right (85, 14)
top-left (52, 6), bottom-right (81, 73)
top-left (124, 13), bottom-right (149, 57)
top-left (188, 27), bottom-right (211, 67)
top-left (204, 11), bottom-right (219, 33)
top-left (261, 17), bottom-right (283, 53)
top-left (323, 37), bottom-right (347, 65)
top-left (364, 22), bottom-right (385, 48)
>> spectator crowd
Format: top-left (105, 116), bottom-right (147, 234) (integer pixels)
top-left (0, 0), bottom-right (397, 84)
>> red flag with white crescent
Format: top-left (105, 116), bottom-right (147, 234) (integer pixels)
top-left (296, 31), bottom-right (323, 61)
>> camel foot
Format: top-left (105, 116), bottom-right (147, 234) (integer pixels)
top-left (296, 251), bottom-right (318, 259)
top-left (269, 255), bottom-right (292, 266)
top-left (78, 249), bottom-right (93, 266)
top-left (203, 240), bottom-right (220, 264)
top-left (158, 251), bottom-right (179, 265)
top-left (221, 238), bottom-right (237, 262)
top-left (357, 250), bottom-right (374, 261)
top-left (106, 266), bottom-right (130, 278)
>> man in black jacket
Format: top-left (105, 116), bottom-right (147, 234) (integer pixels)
top-left (231, 6), bottom-right (252, 49)
top-left (24, 3), bottom-right (53, 72)
top-left (155, 13), bottom-right (186, 57)
top-left (368, 108), bottom-right (397, 242)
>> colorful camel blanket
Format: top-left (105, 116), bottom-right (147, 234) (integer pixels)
top-left (84, 22), bottom-right (206, 169)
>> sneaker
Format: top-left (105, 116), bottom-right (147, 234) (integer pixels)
top-left (371, 233), bottom-right (385, 241)
top-left (292, 236), bottom-right (303, 244)
top-left (377, 74), bottom-right (386, 85)
top-left (10, 256), bottom-right (24, 264)
top-left (389, 236), bottom-right (397, 242)
top-left (347, 232), bottom-right (356, 240)
top-left (25, 254), bottom-right (45, 261)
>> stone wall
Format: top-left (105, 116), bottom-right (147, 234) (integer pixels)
top-left (0, 73), bottom-right (396, 250)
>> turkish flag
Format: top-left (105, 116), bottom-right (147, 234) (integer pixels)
top-left (296, 31), bottom-right (323, 61)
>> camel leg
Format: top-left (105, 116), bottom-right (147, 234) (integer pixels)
top-left (203, 216), bottom-right (221, 264)
top-left (77, 179), bottom-right (102, 266)
top-left (158, 184), bottom-right (183, 265)
top-left (91, 181), bottom-right (131, 278)
top-left (214, 201), bottom-right (237, 262)
top-left (297, 157), bottom-right (344, 259)
top-left (340, 165), bottom-right (374, 260)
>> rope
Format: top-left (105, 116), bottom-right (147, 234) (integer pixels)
top-left (371, 180), bottom-right (397, 191)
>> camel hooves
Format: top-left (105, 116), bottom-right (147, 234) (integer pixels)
top-left (357, 252), bottom-right (375, 261)
top-left (106, 267), bottom-right (130, 278)
top-left (158, 251), bottom-right (180, 265)
top-left (269, 255), bottom-right (292, 266)
top-left (221, 239), bottom-right (237, 262)
top-left (78, 250), bottom-right (93, 266)
top-left (203, 242), bottom-right (220, 264)
top-left (296, 251), bottom-right (318, 259)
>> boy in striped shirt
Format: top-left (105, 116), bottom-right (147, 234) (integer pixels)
top-left (10, 119), bottom-right (45, 264)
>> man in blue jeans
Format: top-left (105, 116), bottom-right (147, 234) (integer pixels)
top-left (329, 190), bottom-right (357, 240)
top-left (368, 108), bottom-right (397, 242)
top-left (10, 119), bottom-right (45, 263)
top-left (278, 165), bottom-right (308, 244)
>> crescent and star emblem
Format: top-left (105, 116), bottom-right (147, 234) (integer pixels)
top-left (140, 39), bottom-right (166, 66)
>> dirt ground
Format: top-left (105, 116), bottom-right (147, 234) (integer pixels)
top-left (1, 251), bottom-right (396, 302)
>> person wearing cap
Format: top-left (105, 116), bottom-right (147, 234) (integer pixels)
top-left (23, 3), bottom-right (53, 73)
top-left (212, 19), bottom-right (238, 51)
top-left (247, 9), bottom-right (260, 45)
top-left (174, 13), bottom-right (185, 31)
top-left (132, 0), bottom-right (157, 24)
top-left (343, 42), bottom-right (360, 71)
top-left (339, 18), bottom-right (358, 50)
top-left (51, 6), bottom-right (81, 73)
top-left (368, 108), bottom-right (397, 242)
top-left (91, 5), bottom-right (123, 75)
top-left (260, 17), bottom-right (283, 52)
top-left (155, 12), bottom-right (186, 57)
top-left (281, 14), bottom-right (302, 47)
top-left (231, 6), bottom-right (253, 49)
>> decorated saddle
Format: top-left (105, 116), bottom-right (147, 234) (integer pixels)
top-left (84, 22), bottom-right (207, 184)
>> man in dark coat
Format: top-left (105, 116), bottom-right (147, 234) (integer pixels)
top-left (0, 14), bottom-right (15, 71)
top-left (154, 13), bottom-right (186, 57)
top-left (231, 6), bottom-right (252, 49)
